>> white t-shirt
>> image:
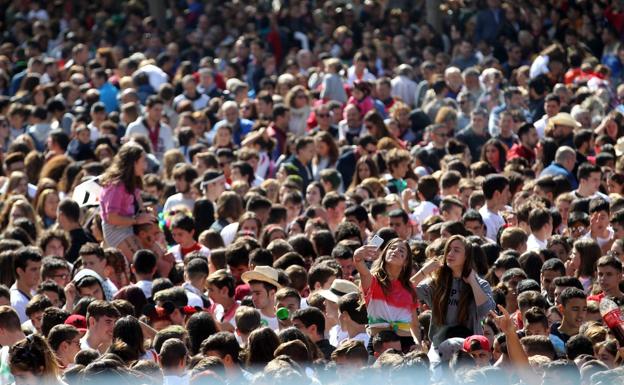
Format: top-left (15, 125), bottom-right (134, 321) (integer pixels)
top-left (479, 205), bottom-right (506, 241)
top-left (412, 201), bottom-right (440, 226)
top-left (261, 314), bottom-right (279, 331)
top-left (527, 234), bottom-right (548, 252)
top-left (9, 284), bottom-right (34, 323)
top-left (135, 280), bottom-right (153, 299)
top-left (163, 193), bottom-right (195, 213)
top-left (220, 222), bottom-right (239, 246)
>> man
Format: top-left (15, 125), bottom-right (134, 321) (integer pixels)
top-left (422, 123), bottom-right (449, 171)
top-left (132, 249), bottom-right (158, 299)
top-left (526, 208), bottom-right (552, 252)
top-left (462, 335), bottom-right (491, 367)
top-left (540, 146), bottom-right (578, 189)
top-left (197, 68), bottom-right (222, 99)
top-left (462, 210), bottom-right (486, 238)
top-left (534, 93), bottom-right (561, 138)
top-left (322, 192), bottom-right (347, 233)
top-left (338, 104), bottom-right (364, 145)
top-left (46, 130), bottom-right (70, 160)
top-left (163, 163), bottom-right (198, 213)
top-left (588, 256), bottom-right (624, 304)
top-left (451, 40), bottom-right (479, 71)
top-left (48, 324), bottom-right (81, 369)
top-left (337, 292), bottom-right (369, 347)
top-left (344, 205), bottom-right (371, 243)
top-left (574, 163), bottom-right (609, 201)
top-left (206, 270), bottom-right (240, 330)
top-left (479, 174), bottom-right (510, 241)
top-left (572, 129), bottom-right (594, 175)
top-left (234, 306), bottom-right (261, 346)
top-left (346, 52), bottom-right (376, 87)
top-left (267, 104), bottom-right (290, 160)
top-left (292, 306), bottom-right (335, 360)
top-left (241, 266), bottom-right (281, 330)
top-left (125, 96), bottom-right (174, 159)
top-left (10, 247), bottom-right (42, 323)
top-left (456, 108), bottom-right (490, 161)
top-left (391, 64), bottom-right (418, 108)
top-left (311, 103), bottom-right (338, 138)
top-left (79, 243), bottom-right (118, 300)
top-left (551, 287), bottom-right (587, 343)
top-left (173, 74), bottom-right (209, 111)
top-left (489, 87), bottom-right (529, 136)
top-left (91, 68), bottom-right (118, 113)
top-left (201, 331), bottom-right (250, 382)
top-left (200, 170), bottom-right (226, 204)
top-left (440, 197), bottom-right (464, 222)
top-left (584, 198), bottom-right (613, 250)
top-left (318, 278), bottom-right (360, 348)
top-left (548, 112), bottom-right (579, 148)
top-left (285, 137), bottom-right (315, 192)
top-left (388, 209), bottom-right (413, 241)
top-left (209, 101), bottom-right (253, 147)
top-left (541, 259), bottom-right (566, 306)
top-left (81, 300), bottom-right (121, 352)
top-left (159, 338), bottom-right (189, 385)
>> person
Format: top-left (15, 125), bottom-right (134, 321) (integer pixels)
top-left (159, 338), bottom-right (189, 385)
top-left (9, 334), bottom-right (63, 385)
top-left (588, 256), bottom-right (624, 304)
top-left (507, 123), bottom-right (538, 165)
top-left (354, 238), bottom-right (420, 352)
top-left (132, 249), bottom-right (158, 299)
top-left (206, 269), bottom-right (240, 330)
top-left (526, 208), bottom-right (552, 252)
top-left (337, 292), bottom-right (370, 347)
top-left (57, 198), bottom-right (96, 264)
top-left (200, 331), bottom-right (251, 383)
top-left (78, 243), bottom-right (118, 300)
top-left (241, 266), bottom-right (281, 330)
top-left (540, 146), bottom-right (578, 190)
top-left (168, 214), bottom-right (210, 262)
top-left (284, 137), bottom-right (315, 193)
top-left (124, 96), bottom-right (174, 160)
top-left (80, 300), bottom-right (121, 352)
top-left (292, 307), bottom-right (335, 360)
top-left (0, 306), bottom-right (25, 384)
top-left (550, 287), bottom-right (587, 344)
top-left (47, 324), bottom-right (81, 369)
top-left (10, 247), bottom-right (42, 323)
top-left (99, 143), bottom-right (156, 260)
top-left (413, 235), bottom-right (495, 351)
top-left (163, 164), bottom-right (198, 213)
top-left (479, 174), bottom-right (510, 241)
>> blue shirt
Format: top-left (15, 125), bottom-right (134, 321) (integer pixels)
top-left (540, 162), bottom-right (578, 189)
top-left (98, 82), bottom-right (119, 113)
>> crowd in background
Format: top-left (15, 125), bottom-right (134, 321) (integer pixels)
top-left (1, 0), bottom-right (624, 385)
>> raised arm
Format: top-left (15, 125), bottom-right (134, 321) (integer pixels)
top-left (353, 245), bottom-right (377, 293)
top-left (410, 258), bottom-right (442, 286)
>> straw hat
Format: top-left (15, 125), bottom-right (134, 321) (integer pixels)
top-left (241, 266), bottom-right (282, 288)
top-left (549, 112), bottom-right (581, 128)
top-left (318, 279), bottom-right (360, 303)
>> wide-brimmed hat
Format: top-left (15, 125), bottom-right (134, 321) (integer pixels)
top-left (242, 266), bottom-right (282, 288)
top-left (549, 112), bottom-right (581, 128)
top-left (318, 279), bottom-right (359, 303)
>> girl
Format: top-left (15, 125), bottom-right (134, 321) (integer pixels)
top-left (347, 80), bottom-right (374, 117)
top-left (312, 132), bottom-right (339, 181)
top-left (305, 181), bottom-right (325, 207)
top-left (285, 85), bottom-right (312, 137)
top-left (347, 156), bottom-right (379, 192)
top-left (9, 334), bottom-right (63, 385)
top-left (35, 189), bottom-right (59, 229)
top-left (354, 237), bottom-right (421, 352)
top-left (99, 143), bottom-right (156, 260)
top-left (480, 139), bottom-right (507, 173)
top-left (413, 235), bottom-right (495, 351)
top-left (566, 238), bottom-right (601, 294)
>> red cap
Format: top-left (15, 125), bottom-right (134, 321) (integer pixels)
top-left (65, 314), bottom-right (87, 333)
top-left (463, 335), bottom-right (491, 352)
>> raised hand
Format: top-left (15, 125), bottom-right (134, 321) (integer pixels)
top-left (353, 245), bottom-right (378, 265)
top-left (489, 304), bottom-right (515, 335)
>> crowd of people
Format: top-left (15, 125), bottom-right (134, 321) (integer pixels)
top-left (1, 0), bottom-right (624, 384)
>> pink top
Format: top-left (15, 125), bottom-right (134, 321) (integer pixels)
top-left (347, 95), bottom-right (375, 117)
top-left (99, 182), bottom-right (139, 222)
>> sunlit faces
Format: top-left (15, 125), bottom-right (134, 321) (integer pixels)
top-left (445, 239), bottom-right (466, 272)
top-left (597, 265), bottom-right (621, 294)
top-left (276, 295), bottom-right (300, 314)
top-left (78, 282), bottom-right (104, 301)
top-left (134, 153), bottom-right (147, 177)
top-left (44, 238), bottom-right (65, 257)
top-left (306, 184), bottom-right (322, 206)
top-left (384, 241), bottom-right (408, 268)
top-left (540, 269), bottom-right (561, 300)
top-left (249, 282), bottom-right (274, 311)
top-left (17, 260), bottom-right (41, 289)
top-left (560, 297), bottom-right (587, 330)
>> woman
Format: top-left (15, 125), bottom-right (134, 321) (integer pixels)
top-left (3, 171), bottom-right (29, 201)
top-left (210, 191), bottom-right (243, 233)
top-left (607, 172), bottom-right (624, 195)
top-left (363, 110), bottom-right (395, 142)
top-left (244, 326), bottom-right (280, 371)
top-left (480, 139), bottom-right (507, 173)
top-left (547, 235), bottom-right (571, 262)
top-left (305, 182), bottom-right (325, 207)
top-left (566, 238), bottom-right (601, 294)
top-left (312, 132), bottom-right (339, 181)
top-left (285, 85), bottom-right (311, 137)
top-left (9, 334), bottom-right (63, 385)
top-left (113, 315), bottom-right (156, 362)
top-left (209, 125), bottom-right (237, 152)
top-left (413, 235), bottom-right (496, 350)
top-left (35, 189), bottom-right (59, 229)
top-left (99, 143), bottom-right (156, 260)
top-left (221, 211), bottom-right (263, 246)
top-left (354, 238), bottom-right (421, 352)
top-left (347, 156), bottom-right (379, 192)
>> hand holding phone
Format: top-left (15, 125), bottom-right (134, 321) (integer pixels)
top-left (369, 234), bottom-right (384, 249)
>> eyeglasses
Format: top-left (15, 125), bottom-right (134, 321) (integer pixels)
top-left (435, 132), bottom-right (449, 138)
top-left (317, 113), bottom-right (330, 118)
top-left (295, 94), bottom-right (307, 99)
top-left (241, 105), bottom-right (251, 110)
